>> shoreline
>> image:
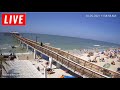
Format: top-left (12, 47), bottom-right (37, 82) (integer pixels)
top-left (1, 44), bottom-right (120, 74)
top-left (66, 48), bottom-right (120, 73)
top-left (13, 47), bottom-right (120, 75)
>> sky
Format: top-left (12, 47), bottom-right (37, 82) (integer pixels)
top-left (0, 12), bottom-right (120, 44)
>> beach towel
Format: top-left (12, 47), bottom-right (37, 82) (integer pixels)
top-left (103, 63), bottom-right (110, 68)
top-left (60, 75), bottom-right (64, 78)
top-left (64, 75), bottom-right (75, 78)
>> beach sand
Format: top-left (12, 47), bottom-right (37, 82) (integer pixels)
top-left (16, 48), bottom-right (120, 77)
top-left (68, 50), bottom-right (120, 72)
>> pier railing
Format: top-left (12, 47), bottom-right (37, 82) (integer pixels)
top-left (13, 34), bottom-right (120, 78)
top-left (43, 44), bottom-right (120, 78)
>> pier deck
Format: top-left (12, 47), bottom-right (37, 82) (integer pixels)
top-left (12, 33), bottom-right (120, 78)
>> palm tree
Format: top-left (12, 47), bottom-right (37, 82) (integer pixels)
top-left (0, 55), bottom-right (9, 78)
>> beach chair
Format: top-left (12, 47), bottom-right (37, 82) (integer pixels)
top-left (47, 68), bottom-right (55, 74)
top-left (117, 68), bottom-right (120, 72)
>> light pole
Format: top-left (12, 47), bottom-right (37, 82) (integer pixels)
top-left (36, 36), bottom-right (38, 43)
top-left (35, 35), bottom-right (43, 59)
top-left (0, 49), bottom-right (2, 55)
top-left (36, 36), bottom-right (42, 46)
top-left (34, 36), bottom-right (38, 59)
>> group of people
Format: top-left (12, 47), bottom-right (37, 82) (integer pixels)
top-left (79, 48), bottom-right (99, 54)
top-left (101, 48), bottom-right (120, 59)
top-left (87, 48), bottom-right (120, 65)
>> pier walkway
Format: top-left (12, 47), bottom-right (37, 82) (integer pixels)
top-left (12, 33), bottom-right (120, 78)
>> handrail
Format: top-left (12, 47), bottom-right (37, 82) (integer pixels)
top-left (16, 36), bottom-right (108, 78)
top-left (43, 43), bottom-right (120, 78)
top-left (13, 34), bottom-right (120, 78)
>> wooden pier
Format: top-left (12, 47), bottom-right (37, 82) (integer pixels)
top-left (12, 33), bottom-right (120, 78)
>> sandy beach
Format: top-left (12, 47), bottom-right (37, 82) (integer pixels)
top-left (67, 48), bottom-right (120, 73)
top-left (16, 48), bottom-right (120, 77)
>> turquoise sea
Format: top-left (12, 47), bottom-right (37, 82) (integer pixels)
top-left (0, 33), bottom-right (120, 53)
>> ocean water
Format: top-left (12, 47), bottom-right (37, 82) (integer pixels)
top-left (0, 33), bottom-right (27, 53)
top-left (21, 33), bottom-right (120, 51)
top-left (0, 33), bottom-right (120, 53)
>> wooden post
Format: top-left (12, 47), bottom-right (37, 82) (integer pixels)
top-left (74, 64), bottom-right (76, 72)
top-left (34, 49), bottom-right (36, 59)
top-left (26, 44), bottom-right (29, 52)
top-left (44, 67), bottom-right (47, 78)
top-left (48, 57), bottom-right (52, 69)
top-left (21, 43), bottom-right (24, 48)
top-left (20, 40), bottom-right (22, 45)
top-left (67, 61), bottom-right (69, 68)
top-left (56, 62), bottom-right (61, 69)
top-left (84, 61), bottom-right (86, 66)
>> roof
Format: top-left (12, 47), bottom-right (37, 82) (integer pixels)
top-left (2, 60), bottom-right (44, 78)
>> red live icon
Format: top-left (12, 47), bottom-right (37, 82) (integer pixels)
top-left (2, 13), bottom-right (26, 26)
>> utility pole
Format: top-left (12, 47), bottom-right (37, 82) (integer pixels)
top-left (36, 36), bottom-right (37, 43)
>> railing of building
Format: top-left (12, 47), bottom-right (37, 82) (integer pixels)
top-left (12, 34), bottom-right (120, 78)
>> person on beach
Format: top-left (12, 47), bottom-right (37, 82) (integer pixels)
top-left (37, 67), bottom-right (40, 71)
top-left (88, 56), bottom-right (91, 62)
top-left (111, 61), bottom-right (115, 65)
top-left (92, 57), bottom-right (97, 63)
top-left (101, 58), bottom-right (105, 62)
top-left (60, 75), bottom-right (64, 78)
top-left (27, 56), bottom-right (29, 60)
top-left (96, 53), bottom-right (100, 57)
top-left (40, 42), bottom-right (43, 46)
top-left (99, 57), bottom-right (104, 62)
top-left (110, 53), bottom-right (113, 58)
top-left (45, 62), bottom-right (49, 66)
top-left (10, 53), bottom-right (12, 56)
top-left (117, 57), bottom-right (120, 62)
top-left (101, 51), bottom-right (104, 54)
top-left (114, 53), bottom-right (117, 58)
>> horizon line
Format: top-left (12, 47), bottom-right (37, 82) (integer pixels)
top-left (1, 31), bottom-right (119, 46)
